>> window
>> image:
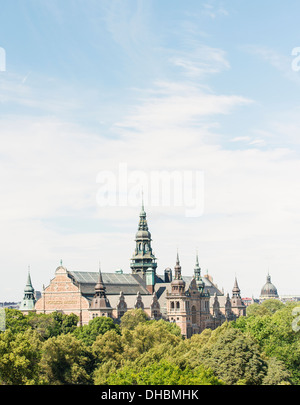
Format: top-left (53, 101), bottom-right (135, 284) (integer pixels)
top-left (192, 306), bottom-right (197, 324)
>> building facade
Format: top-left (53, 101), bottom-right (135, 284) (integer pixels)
top-left (29, 205), bottom-right (246, 337)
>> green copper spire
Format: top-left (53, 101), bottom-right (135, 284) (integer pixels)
top-left (24, 268), bottom-right (34, 293)
top-left (131, 201), bottom-right (157, 277)
top-left (19, 267), bottom-right (36, 312)
top-left (194, 253), bottom-right (205, 293)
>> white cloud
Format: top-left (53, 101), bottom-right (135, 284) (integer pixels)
top-left (115, 81), bottom-right (251, 133)
top-left (201, 1), bottom-right (229, 19)
top-left (170, 45), bottom-right (230, 78)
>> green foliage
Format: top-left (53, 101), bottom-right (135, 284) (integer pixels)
top-left (39, 333), bottom-right (95, 384)
top-left (260, 299), bottom-right (285, 314)
top-left (198, 326), bottom-right (268, 385)
top-left (0, 329), bottom-right (42, 384)
top-left (92, 330), bottom-right (124, 365)
top-left (120, 308), bottom-right (149, 330)
top-left (262, 357), bottom-right (291, 385)
top-left (27, 311), bottom-right (79, 339)
top-left (2, 302), bottom-right (300, 385)
top-left (148, 318), bottom-right (182, 337)
top-left (97, 359), bottom-right (223, 385)
top-left (4, 308), bottom-right (30, 334)
top-left (3, 309), bottom-right (79, 340)
top-left (121, 321), bottom-right (182, 360)
top-left (246, 299), bottom-right (284, 317)
top-left (73, 316), bottom-right (120, 346)
top-left (234, 300), bottom-right (300, 384)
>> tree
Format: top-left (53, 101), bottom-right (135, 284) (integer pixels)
top-left (39, 333), bottom-right (95, 384)
top-left (234, 301), bottom-right (300, 384)
top-left (120, 308), bottom-right (149, 330)
top-left (260, 299), bottom-right (284, 314)
top-left (0, 329), bottom-right (42, 384)
top-left (4, 308), bottom-right (30, 334)
top-left (246, 300), bottom-right (284, 318)
top-left (262, 357), bottom-right (291, 385)
top-left (73, 316), bottom-right (120, 346)
top-left (121, 320), bottom-right (182, 361)
top-left (198, 325), bottom-right (268, 385)
top-left (92, 329), bottom-right (124, 365)
top-left (96, 359), bottom-right (223, 385)
top-left (93, 319), bottom-right (184, 384)
top-left (27, 311), bottom-right (79, 339)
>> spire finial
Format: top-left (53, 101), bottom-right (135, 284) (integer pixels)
top-left (194, 251), bottom-right (201, 278)
top-left (60, 259), bottom-right (63, 266)
top-left (139, 188), bottom-right (146, 219)
top-left (176, 249), bottom-right (180, 264)
top-left (98, 261), bottom-right (103, 282)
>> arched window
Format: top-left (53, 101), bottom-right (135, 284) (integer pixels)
top-left (170, 301), bottom-right (175, 310)
top-left (192, 306), bottom-right (197, 324)
top-left (176, 301), bottom-right (180, 310)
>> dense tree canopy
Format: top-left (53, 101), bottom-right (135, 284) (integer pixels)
top-left (0, 302), bottom-right (299, 385)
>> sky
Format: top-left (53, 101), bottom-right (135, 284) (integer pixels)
top-left (1, 0), bottom-right (300, 301)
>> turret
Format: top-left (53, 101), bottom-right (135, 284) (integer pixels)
top-left (130, 199), bottom-right (157, 278)
top-left (19, 268), bottom-right (36, 313)
top-left (171, 252), bottom-right (185, 295)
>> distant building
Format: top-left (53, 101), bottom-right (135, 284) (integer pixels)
top-left (22, 204), bottom-right (246, 337)
top-left (259, 273), bottom-right (279, 302)
top-left (279, 295), bottom-right (300, 303)
top-left (242, 297), bottom-right (256, 306)
top-left (0, 302), bottom-right (20, 309)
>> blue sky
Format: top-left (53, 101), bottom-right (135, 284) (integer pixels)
top-left (1, 0), bottom-right (300, 300)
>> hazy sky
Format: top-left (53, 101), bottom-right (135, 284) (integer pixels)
top-left (1, 0), bottom-right (300, 301)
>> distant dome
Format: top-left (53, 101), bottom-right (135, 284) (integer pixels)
top-left (260, 274), bottom-right (279, 299)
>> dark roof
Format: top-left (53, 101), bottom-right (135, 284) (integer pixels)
top-left (69, 271), bottom-right (150, 296)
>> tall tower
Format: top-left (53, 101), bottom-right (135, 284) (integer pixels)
top-left (19, 268), bottom-right (36, 313)
top-left (130, 201), bottom-right (157, 278)
top-left (231, 277), bottom-right (246, 317)
top-left (194, 253), bottom-right (205, 293)
top-left (171, 252), bottom-right (185, 294)
top-left (166, 253), bottom-right (188, 337)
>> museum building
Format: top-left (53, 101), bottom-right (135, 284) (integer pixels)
top-left (21, 204), bottom-right (246, 338)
